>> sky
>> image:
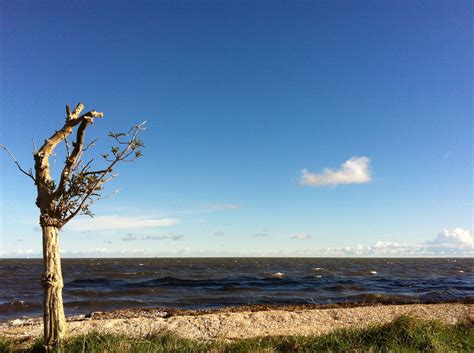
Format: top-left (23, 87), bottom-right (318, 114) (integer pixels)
top-left (0, 0), bottom-right (472, 257)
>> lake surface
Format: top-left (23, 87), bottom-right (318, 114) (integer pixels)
top-left (0, 258), bottom-right (472, 320)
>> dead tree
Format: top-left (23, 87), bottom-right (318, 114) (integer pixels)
top-left (1, 103), bottom-right (144, 349)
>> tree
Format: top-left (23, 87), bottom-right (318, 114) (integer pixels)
top-left (1, 103), bottom-right (145, 349)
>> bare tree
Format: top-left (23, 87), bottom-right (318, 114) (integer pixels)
top-left (1, 103), bottom-right (145, 349)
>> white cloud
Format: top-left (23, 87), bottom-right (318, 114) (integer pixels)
top-left (312, 228), bottom-right (473, 257)
top-left (427, 228), bottom-right (473, 246)
top-left (15, 248), bottom-right (37, 255)
top-left (422, 228), bottom-right (473, 255)
top-left (64, 215), bottom-right (179, 232)
top-left (121, 233), bottom-right (137, 241)
top-left (300, 156), bottom-right (372, 187)
top-left (206, 203), bottom-right (241, 211)
top-left (142, 233), bottom-right (183, 241)
top-left (316, 242), bottom-right (413, 256)
top-left (291, 233), bottom-right (312, 240)
top-left (251, 233), bottom-right (269, 237)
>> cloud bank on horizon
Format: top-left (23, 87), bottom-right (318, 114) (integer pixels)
top-left (5, 228), bottom-right (472, 258)
top-left (313, 228), bottom-right (473, 257)
top-left (300, 156), bottom-right (372, 187)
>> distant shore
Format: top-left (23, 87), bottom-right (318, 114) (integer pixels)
top-left (2, 303), bottom-right (472, 343)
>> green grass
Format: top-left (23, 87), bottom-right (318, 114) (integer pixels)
top-left (2, 316), bottom-right (473, 352)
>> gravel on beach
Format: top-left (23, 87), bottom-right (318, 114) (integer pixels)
top-left (1, 303), bottom-right (472, 342)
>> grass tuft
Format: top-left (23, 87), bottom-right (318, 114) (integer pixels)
top-left (1, 315), bottom-right (473, 352)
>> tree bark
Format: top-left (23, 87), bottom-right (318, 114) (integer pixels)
top-left (41, 224), bottom-right (66, 348)
top-left (32, 104), bottom-right (104, 349)
top-left (14, 103), bottom-right (142, 349)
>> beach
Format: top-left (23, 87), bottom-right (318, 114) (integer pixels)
top-left (2, 303), bottom-right (472, 342)
top-left (1, 258), bottom-right (472, 349)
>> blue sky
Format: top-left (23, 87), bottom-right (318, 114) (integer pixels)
top-left (0, 0), bottom-right (472, 257)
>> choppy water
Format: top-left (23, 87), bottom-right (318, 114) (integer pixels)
top-left (0, 258), bottom-right (472, 320)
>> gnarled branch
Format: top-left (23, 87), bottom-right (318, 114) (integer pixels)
top-left (35, 103), bottom-right (103, 186)
top-left (54, 117), bottom-right (92, 197)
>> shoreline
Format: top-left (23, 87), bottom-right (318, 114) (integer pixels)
top-left (2, 298), bottom-right (473, 322)
top-left (2, 303), bottom-right (472, 342)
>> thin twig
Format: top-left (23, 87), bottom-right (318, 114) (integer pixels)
top-left (64, 123), bottom-right (145, 224)
top-left (82, 138), bottom-right (97, 153)
top-left (64, 134), bottom-right (71, 158)
top-left (0, 144), bottom-right (36, 182)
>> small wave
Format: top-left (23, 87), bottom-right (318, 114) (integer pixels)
top-left (326, 285), bottom-right (366, 292)
top-left (135, 276), bottom-right (232, 288)
top-left (344, 270), bottom-right (378, 276)
top-left (8, 300), bottom-right (26, 308)
top-left (64, 298), bottom-right (147, 313)
top-left (272, 272), bottom-right (285, 278)
top-left (219, 286), bottom-right (260, 293)
top-left (0, 300), bottom-right (41, 317)
top-left (68, 278), bottom-right (114, 287)
top-left (348, 293), bottom-right (417, 304)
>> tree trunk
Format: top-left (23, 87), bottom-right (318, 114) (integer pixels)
top-left (42, 225), bottom-right (66, 348)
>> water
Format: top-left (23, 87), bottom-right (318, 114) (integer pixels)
top-left (0, 258), bottom-right (472, 320)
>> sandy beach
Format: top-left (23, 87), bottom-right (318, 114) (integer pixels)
top-left (2, 303), bottom-right (472, 343)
